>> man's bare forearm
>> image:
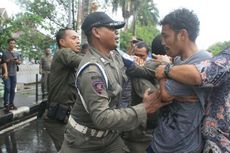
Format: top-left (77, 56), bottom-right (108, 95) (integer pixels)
top-left (169, 65), bottom-right (202, 85)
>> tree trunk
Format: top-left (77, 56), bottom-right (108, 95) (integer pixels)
top-left (76, 0), bottom-right (81, 30)
top-left (81, 0), bottom-right (90, 43)
top-left (131, 10), bottom-right (137, 36)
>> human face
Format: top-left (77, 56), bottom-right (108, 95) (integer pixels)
top-left (45, 48), bottom-right (51, 55)
top-left (8, 41), bottom-right (16, 51)
top-left (96, 26), bottom-right (118, 50)
top-left (161, 25), bottom-right (182, 57)
top-left (134, 47), bottom-right (148, 61)
top-left (60, 30), bottom-right (80, 52)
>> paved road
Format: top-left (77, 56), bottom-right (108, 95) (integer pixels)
top-left (0, 118), bottom-right (56, 153)
top-left (0, 83), bottom-right (43, 116)
top-left (0, 83), bottom-right (56, 153)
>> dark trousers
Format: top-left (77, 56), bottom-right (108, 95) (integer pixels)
top-left (146, 145), bottom-right (155, 153)
top-left (41, 72), bottom-right (50, 94)
top-left (3, 75), bottom-right (17, 106)
top-left (44, 118), bottom-right (65, 151)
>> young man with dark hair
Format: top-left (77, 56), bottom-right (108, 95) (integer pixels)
top-left (147, 8), bottom-right (212, 153)
top-left (80, 43), bottom-right (89, 54)
top-left (3, 38), bottom-right (21, 112)
top-left (43, 28), bottom-right (82, 151)
top-left (60, 12), bottom-right (163, 153)
top-left (151, 35), bottom-right (166, 55)
top-left (155, 47), bottom-right (230, 152)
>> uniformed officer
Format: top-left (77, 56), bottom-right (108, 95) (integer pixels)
top-left (39, 47), bottom-right (52, 96)
top-left (60, 12), bottom-right (164, 153)
top-left (43, 28), bottom-right (82, 151)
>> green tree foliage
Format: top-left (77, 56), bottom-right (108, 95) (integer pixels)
top-left (16, 0), bottom-right (73, 32)
top-left (1, 0), bottom-right (161, 60)
top-left (16, 0), bottom-right (94, 33)
top-left (0, 11), bottom-right (54, 61)
top-left (208, 41), bottom-right (230, 55)
top-left (136, 22), bottom-right (159, 45)
top-left (106, 0), bottom-right (159, 31)
top-left (119, 30), bottom-right (132, 51)
top-left (105, 0), bottom-right (160, 51)
top-left (0, 0), bottom-right (77, 60)
top-left (136, 0), bottom-right (159, 26)
top-left (120, 23), bottom-right (159, 51)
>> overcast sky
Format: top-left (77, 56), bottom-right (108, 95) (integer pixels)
top-left (0, 0), bottom-right (19, 15)
top-left (1, 0), bottom-right (230, 49)
top-left (153, 0), bottom-right (230, 49)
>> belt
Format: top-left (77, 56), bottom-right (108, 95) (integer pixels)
top-left (68, 115), bottom-right (109, 138)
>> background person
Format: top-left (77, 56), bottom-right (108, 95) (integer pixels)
top-left (121, 39), bottom-right (167, 153)
top-left (0, 45), bottom-right (8, 107)
top-left (39, 47), bottom-right (52, 96)
top-left (80, 43), bottom-right (89, 54)
top-left (133, 41), bottom-right (150, 64)
top-left (151, 34), bottom-right (166, 55)
top-left (127, 37), bottom-right (141, 55)
top-left (3, 38), bottom-right (21, 112)
top-left (0, 45), bottom-right (8, 80)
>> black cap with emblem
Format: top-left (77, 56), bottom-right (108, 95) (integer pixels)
top-left (81, 12), bottom-right (125, 36)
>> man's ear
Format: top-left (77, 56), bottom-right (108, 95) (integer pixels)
top-left (59, 39), bottom-right (65, 47)
top-left (178, 29), bottom-right (187, 41)
top-left (91, 27), bottom-right (101, 39)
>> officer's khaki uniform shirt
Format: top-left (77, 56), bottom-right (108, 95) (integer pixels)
top-left (48, 48), bottom-right (82, 105)
top-left (70, 48), bottom-right (147, 140)
top-left (40, 55), bottom-right (52, 72)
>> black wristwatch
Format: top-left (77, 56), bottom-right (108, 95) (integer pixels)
top-left (164, 63), bottom-right (173, 78)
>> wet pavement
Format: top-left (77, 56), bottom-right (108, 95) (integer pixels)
top-left (0, 83), bottom-right (57, 153)
top-left (0, 119), bottom-right (56, 153)
top-left (0, 84), bottom-right (39, 109)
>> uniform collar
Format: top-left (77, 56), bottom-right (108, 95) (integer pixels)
top-left (90, 47), bottom-right (113, 65)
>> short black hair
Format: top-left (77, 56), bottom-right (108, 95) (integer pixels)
top-left (135, 41), bottom-right (149, 53)
top-left (151, 35), bottom-right (166, 55)
top-left (131, 38), bottom-right (143, 44)
top-left (160, 8), bottom-right (200, 42)
top-left (44, 47), bottom-right (50, 51)
top-left (7, 38), bottom-right (16, 44)
top-left (81, 43), bottom-right (89, 50)
top-left (55, 28), bottom-right (73, 48)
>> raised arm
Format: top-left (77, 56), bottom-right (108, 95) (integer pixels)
top-left (156, 64), bottom-right (202, 85)
top-left (156, 48), bottom-right (230, 87)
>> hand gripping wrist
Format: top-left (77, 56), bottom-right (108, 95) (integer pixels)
top-left (164, 63), bottom-right (173, 78)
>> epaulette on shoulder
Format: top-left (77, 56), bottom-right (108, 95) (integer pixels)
top-left (76, 62), bottom-right (108, 88)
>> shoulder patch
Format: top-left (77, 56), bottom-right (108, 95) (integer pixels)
top-left (91, 75), bottom-right (105, 94)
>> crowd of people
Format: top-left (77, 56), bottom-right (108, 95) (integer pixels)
top-left (1, 7), bottom-right (229, 153)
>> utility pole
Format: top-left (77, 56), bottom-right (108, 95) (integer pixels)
top-left (72, 0), bottom-right (75, 29)
top-left (81, 0), bottom-right (90, 43)
top-left (68, 0), bottom-right (72, 28)
top-left (76, 0), bottom-right (81, 30)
